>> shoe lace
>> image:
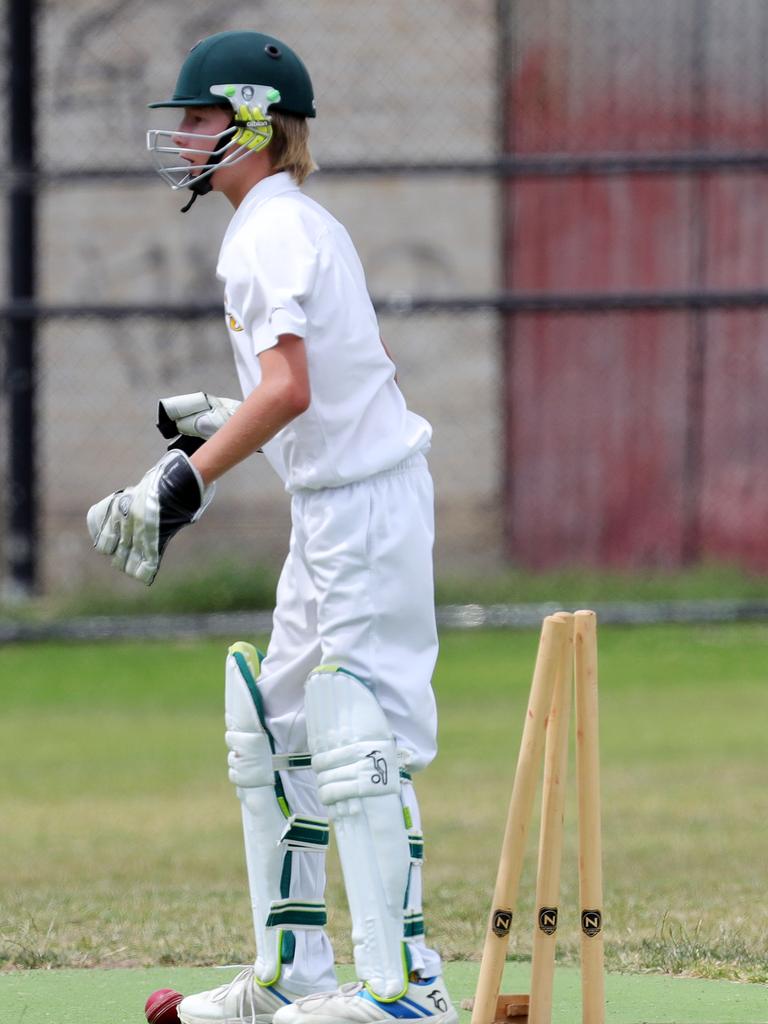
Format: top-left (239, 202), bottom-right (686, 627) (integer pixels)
top-left (302, 981), bottom-right (363, 1009)
top-left (211, 965), bottom-right (260, 1020)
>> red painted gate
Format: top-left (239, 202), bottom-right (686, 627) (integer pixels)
top-left (502, 5), bottom-right (768, 570)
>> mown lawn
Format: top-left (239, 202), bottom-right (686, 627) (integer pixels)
top-left (1, 624), bottom-right (766, 981)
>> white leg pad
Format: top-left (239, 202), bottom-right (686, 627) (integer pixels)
top-left (305, 667), bottom-right (411, 1000)
top-left (226, 643), bottom-right (328, 987)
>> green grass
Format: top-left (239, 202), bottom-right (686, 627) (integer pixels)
top-left (435, 561), bottom-right (768, 606)
top-left (1, 624), bottom-right (766, 982)
top-left (12, 563), bottom-right (282, 619)
top-left (3, 560), bottom-right (768, 620)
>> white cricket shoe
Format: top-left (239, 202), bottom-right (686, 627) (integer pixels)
top-left (178, 966), bottom-right (302, 1024)
top-left (272, 976), bottom-right (458, 1024)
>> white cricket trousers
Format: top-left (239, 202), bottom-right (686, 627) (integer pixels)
top-left (257, 451), bottom-right (442, 991)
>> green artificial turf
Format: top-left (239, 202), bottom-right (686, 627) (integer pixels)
top-left (1, 963), bottom-right (766, 1024)
top-left (1, 625), bottom-right (766, 985)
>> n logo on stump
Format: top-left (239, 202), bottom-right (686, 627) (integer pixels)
top-left (492, 909), bottom-right (512, 936)
top-left (538, 907), bottom-right (558, 935)
top-left (581, 909), bottom-right (602, 937)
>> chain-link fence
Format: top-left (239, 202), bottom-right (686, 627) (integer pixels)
top-left (4, 1), bottom-right (768, 599)
top-left (3, 0), bottom-right (501, 597)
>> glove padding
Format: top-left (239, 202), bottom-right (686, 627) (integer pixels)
top-left (157, 392), bottom-right (241, 442)
top-left (86, 450), bottom-right (215, 586)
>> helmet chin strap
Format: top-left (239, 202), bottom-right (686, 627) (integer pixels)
top-left (180, 115), bottom-right (233, 213)
top-left (179, 173), bottom-right (212, 213)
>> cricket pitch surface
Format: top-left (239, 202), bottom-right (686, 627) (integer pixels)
top-left (1, 962), bottom-right (766, 1024)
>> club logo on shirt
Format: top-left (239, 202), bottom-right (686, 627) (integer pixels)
top-left (227, 312), bottom-right (244, 332)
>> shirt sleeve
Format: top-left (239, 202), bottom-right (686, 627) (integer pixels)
top-left (242, 208), bottom-right (320, 355)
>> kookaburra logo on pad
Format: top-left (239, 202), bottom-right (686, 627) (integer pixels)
top-left (366, 750), bottom-right (388, 785)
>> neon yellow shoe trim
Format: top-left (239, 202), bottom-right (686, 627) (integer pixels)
top-left (254, 928), bottom-right (283, 988)
top-left (363, 946), bottom-right (410, 1002)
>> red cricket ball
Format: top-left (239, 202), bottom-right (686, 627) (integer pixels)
top-left (145, 988), bottom-right (184, 1024)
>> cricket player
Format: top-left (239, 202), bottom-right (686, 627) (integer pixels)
top-left (87, 30), bottom-right (457, 1024)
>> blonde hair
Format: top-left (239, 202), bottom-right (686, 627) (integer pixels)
top-left (268, 110), bottom-right (318, 185)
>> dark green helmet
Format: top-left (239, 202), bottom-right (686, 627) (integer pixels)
top-left (149, 30), bottom-right (316, 117)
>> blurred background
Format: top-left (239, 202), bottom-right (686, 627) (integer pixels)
top-left (3, 0), bottom-right (768, 607)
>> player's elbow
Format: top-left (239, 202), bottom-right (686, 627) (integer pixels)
top-left (290, 386), bottom-right (311, 418)
top-left (280, 377), bottom-right (311, 419)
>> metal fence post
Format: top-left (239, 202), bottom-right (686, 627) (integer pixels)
top-left (682, 0), bottom-right (711, 564)
top-left (6, 0), bottom-right (38, 597)
top-left (498, 0), bottom-right (516, 560)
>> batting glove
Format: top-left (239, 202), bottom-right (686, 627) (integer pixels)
top-left (157, 391), bottom-right (241, 455)
top-left (86, 450), bottom-right (215, 586)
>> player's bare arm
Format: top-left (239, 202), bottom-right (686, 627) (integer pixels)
top-left (85, 335), bottom-right (308, 586)
top-left (190, 334), bottom-right (309, 485)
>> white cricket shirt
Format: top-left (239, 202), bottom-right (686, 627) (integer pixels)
top-left (216, 171), bottom-right (432, 492)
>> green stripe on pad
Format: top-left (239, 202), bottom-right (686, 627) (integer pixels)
top-left (230, 648), bottom-right (266, 721)
top-left (309, 664), bottom-right (371, 689)
top-left (408, 829), bottom-right (424, 863)
top-left (404, 911), bottom-right (425, 938)
top-left (281, 815), bottom-right (330, 850)
top-left (267, 899), bottom-right (327, 929)
top-left (283, 754), bottom-right (313, 769)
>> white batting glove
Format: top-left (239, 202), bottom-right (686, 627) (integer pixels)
top-left (86, 450), bottom-right (215, 586)
top-left (157, 392), bottom-right (241, 441)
